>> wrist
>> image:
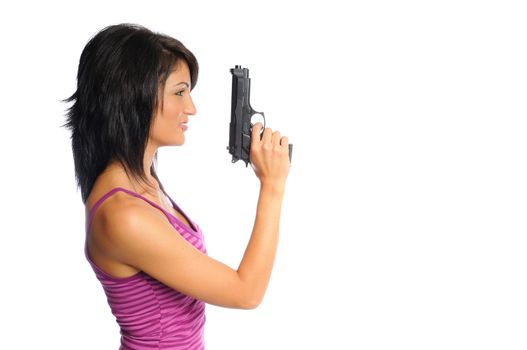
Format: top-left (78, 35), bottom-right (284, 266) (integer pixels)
top-left (259, 181), bottom-right (286, 195)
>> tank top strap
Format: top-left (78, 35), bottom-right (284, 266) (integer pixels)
top-left (86, 187), bottom-right (174, 233)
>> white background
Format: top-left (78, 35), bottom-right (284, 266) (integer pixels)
top-left (1, 1), bottom-right (526, 349)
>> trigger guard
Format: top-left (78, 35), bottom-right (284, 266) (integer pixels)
top-left (249, 112), bottom-right (266, 134)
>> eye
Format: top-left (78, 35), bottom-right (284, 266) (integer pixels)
top-left (175, 90), bottom-right (185, 97)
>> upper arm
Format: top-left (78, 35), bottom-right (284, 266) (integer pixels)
top-left (100, 204), bottom-right (257, 309)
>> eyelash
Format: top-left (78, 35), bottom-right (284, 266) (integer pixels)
top-left (175, 90), bottom-right (185, 96)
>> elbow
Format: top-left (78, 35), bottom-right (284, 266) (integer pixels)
top-left (235, 271), bottom-right (266, 309)
top-left (236, 282), bottom-right (264, 309)
top-left (238, 295), bottom-right (262, 310)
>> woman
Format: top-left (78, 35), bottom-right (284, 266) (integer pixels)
top-left (63, 23), bottom-right (290, 349)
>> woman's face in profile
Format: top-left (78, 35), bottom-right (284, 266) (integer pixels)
top-left (149, 61), bottom-right (196, 147)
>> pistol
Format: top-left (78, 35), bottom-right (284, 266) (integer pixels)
top-left (227, 65), bottom-right (293, 166)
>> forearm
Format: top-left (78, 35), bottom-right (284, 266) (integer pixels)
top-left (237, 183), bottom-right (284, 307)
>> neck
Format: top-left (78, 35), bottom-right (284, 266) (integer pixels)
top-left (102, 164), bottom-right (161, 197)
top-left (98, 137), bottom-right (163, 197)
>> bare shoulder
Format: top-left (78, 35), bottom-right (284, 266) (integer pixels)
top-left (90, 192), bottom-right (172, 257)
top-left (103, 196), bottom-right (175, 245)
top-left (86, 189), bottom-right (172, 276)
top-left (89, 189), bottom-right (144, 235)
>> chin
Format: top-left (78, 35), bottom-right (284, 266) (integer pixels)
top-left (173, 136), bottom-right (185, 146)
top-left (160, 131), bottom-right (185, 146)
top-left (159, 138), bottom-right (184, 147)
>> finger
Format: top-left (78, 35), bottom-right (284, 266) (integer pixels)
top-left (280, 136), bottom-right (289, 148)
top-left (251, 123), bottom-right (263, 141)
top-left (272, 131), bottom-right (281, 146)
top-left (251, 123), bottom-right (264, 149)
top-left (261, 127), bottom-right (273, 143)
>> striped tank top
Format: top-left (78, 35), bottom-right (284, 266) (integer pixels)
top-left (85, 187), bottom-right (206, 350)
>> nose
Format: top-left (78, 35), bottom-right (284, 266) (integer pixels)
top-left (185, 95), bottom-right (197, 116)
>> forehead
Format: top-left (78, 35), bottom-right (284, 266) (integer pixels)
top-left (166, 61), bottom-right (190, 84)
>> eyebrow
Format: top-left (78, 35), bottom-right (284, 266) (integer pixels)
top-left (172, 82), bottom-right (190, 88)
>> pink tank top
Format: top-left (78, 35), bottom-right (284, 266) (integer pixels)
top-left (85, 187), bottom-right (206, 349)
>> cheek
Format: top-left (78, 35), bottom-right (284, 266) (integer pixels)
top-left (152, 113), bottom-right (178, 135)
top-left (163, 104), bottom-right (184, 122)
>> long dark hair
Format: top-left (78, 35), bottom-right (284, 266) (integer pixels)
top-left (62, 23), bottom-right (198, 203)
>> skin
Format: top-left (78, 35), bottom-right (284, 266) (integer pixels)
top-left (86, 61), bottom-right (290, 309)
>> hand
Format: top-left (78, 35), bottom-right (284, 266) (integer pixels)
top-left (250, 123), bottom-right (290, 190)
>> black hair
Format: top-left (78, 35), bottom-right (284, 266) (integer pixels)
top-left (62, 23), bottom-right (198, 203)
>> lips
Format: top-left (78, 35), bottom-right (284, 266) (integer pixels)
top-left (180, 124), bottom-right (188, 131)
